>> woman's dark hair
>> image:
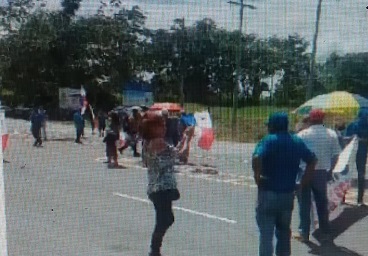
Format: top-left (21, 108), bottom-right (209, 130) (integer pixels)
top-left (141, 112), bottom-right (165, 140)
top-left (108, 111), bottom-right (120, 126)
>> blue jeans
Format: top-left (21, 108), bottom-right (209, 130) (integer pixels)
top-left (256, 190), bottom-right (295, 256)
top-left (75, 128), bottom-right (83, 143)
top-left (298, 170), bottom-right (329, 238)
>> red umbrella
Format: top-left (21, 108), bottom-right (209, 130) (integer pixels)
top-left (149, 102), bottom-right (183, 112)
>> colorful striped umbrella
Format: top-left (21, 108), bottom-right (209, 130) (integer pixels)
top-left (294, 91), bottom-right (368, 118)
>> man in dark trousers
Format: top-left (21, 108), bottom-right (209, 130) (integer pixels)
top-left (73, 109), bottom-right (84, 144)
top-left (296, 109), bottom-right (341, 244)
top-left (252, 112), bottom-right (317, 256)
top-left (30, 107), bottom-right (44, 147)
top-left (127, 107), bottom-right (142, 157)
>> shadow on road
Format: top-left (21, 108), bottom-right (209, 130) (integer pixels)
top-left (305, 240), bottom-right (363, 256)
top-left (304, 205), bottom-right (368, 255)
top-left (329, 205), bottom-right (368, 240)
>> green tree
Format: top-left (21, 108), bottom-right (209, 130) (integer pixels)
top-left (269, 35), bottom-right (310, 106)
top-left (1, 11), bottom-right (59, 106)
top-left (322, 52), bottom-right (368, 97)
top-left (0, 4), bottom-right (145, 108)
top-left (0, 0), bottom-right (45, 33)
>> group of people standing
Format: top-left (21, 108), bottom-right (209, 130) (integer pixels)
top-left (252, 109), bottom-right (368, 256)
top-left (31, 103), bottom-right (367, 255)
top-left (98, 106), bottom-right (197, 169)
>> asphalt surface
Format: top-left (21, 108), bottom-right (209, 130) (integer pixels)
top-left (2, 118), bottom-right (368, 256)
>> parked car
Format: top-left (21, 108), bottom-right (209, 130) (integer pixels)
top-left (0, 105), bottom-right (12, 114)
top-left (13, 106), bottom-right (33, 120)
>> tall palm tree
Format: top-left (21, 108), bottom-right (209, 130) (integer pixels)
top-left (306, 0), bottom-right (323, 100)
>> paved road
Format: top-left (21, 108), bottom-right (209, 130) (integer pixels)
top-left (2, 118), bottom-right (368, 255)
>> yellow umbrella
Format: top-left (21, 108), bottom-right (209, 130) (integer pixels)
top-left (293, 91), bottom-right (368, 128)
top-left (294, 91), bottom-right (368, 118)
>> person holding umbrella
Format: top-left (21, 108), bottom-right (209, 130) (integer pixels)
top-left (345, 108), bottom-right (368, 206)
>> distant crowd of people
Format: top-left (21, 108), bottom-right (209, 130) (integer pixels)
top-left (70, 105), bottom-right (197, 171)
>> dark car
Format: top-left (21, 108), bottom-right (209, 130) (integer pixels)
top-left (0, 105), bottom-right (12, 114)
top-left (13, 106), bottom-right (33, 120)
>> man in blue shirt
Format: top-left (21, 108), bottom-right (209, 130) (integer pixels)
top-left (73, 109), bottom-right (84, 144)
top-left (252, 112), bottom-right (317, 256)
top-left (30, 107), bottom-right (44, 147)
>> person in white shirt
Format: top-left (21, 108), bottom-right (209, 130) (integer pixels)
top-left (295, 109), bottom-right (341, 243)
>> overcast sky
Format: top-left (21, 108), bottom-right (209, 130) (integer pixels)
top-left (1, 0), bottom-right (368, 60)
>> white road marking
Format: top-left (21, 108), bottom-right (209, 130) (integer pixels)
top-left (113, 192), bottom-right (237, 224)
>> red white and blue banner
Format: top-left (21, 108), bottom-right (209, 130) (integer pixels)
top-left (328, 136), bottom-right (358, 211)
top-left (194, 111), bottom-right (215, 150)
top-left (311, 136), bottom-right (357, 229)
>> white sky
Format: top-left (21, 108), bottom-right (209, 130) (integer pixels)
top-left (1, 0), bottom-right (368, 61)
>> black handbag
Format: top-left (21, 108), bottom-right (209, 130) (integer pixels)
top-left (149, 189), bottom-right (181, 202)
top-left (167, 188), bottom-right (180, 201)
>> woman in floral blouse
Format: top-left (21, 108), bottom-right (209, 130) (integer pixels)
top-left (141, 112), bottom-right (180, 256)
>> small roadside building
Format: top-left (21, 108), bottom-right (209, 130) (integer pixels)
top-left (122, 80), bottom-right (154, 107)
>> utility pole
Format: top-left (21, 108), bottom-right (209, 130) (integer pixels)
top-left (306, 0), bottom-right (323, 100)
top-left (228, 1), bottom-right (256, 135)
top-left (179, 18), bottom-right (185, 107)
